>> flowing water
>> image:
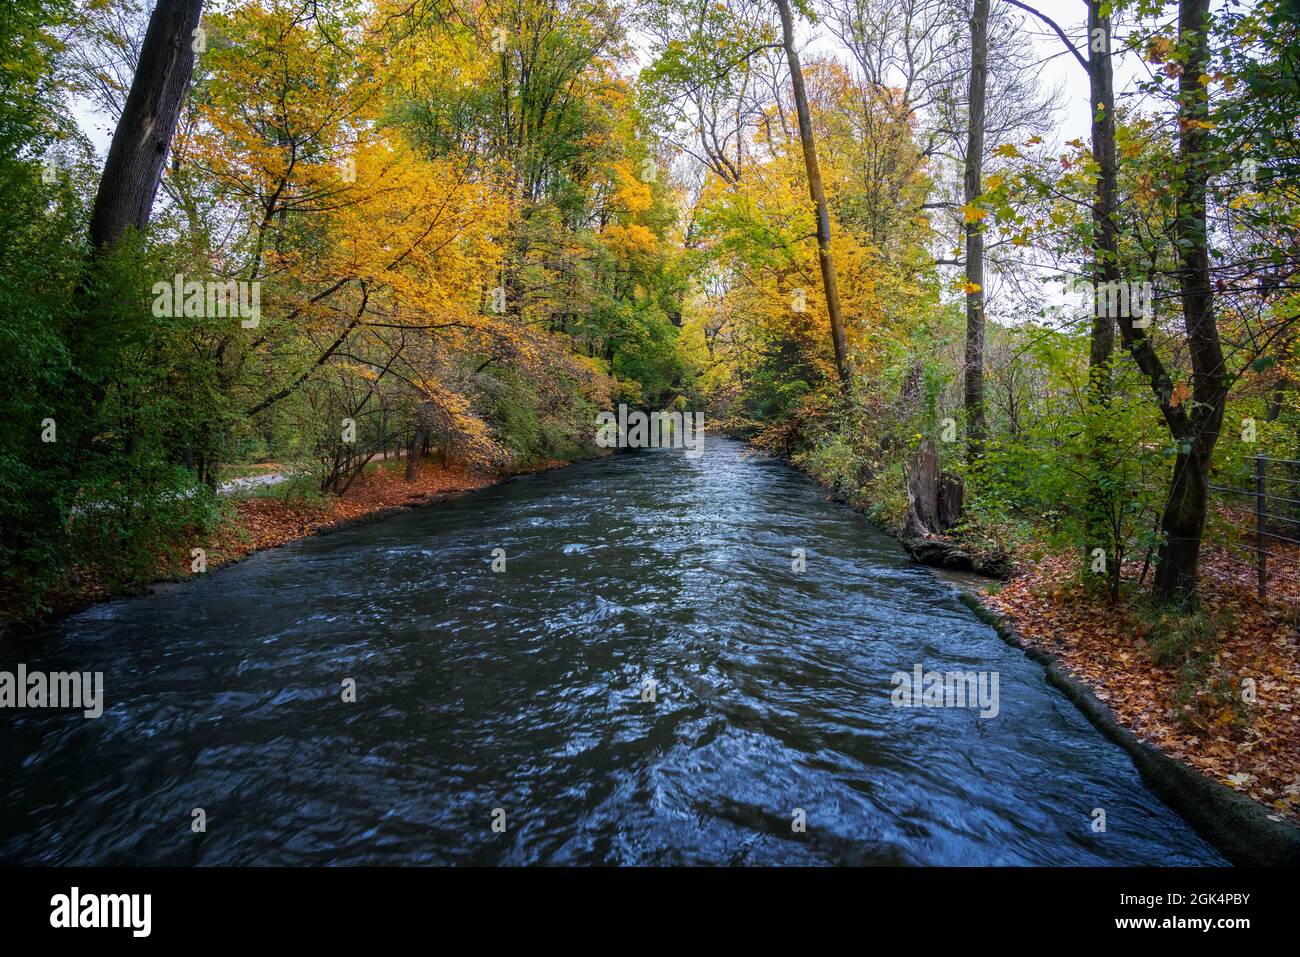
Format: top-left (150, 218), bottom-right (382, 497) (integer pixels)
top-left (0, 440), bottom-right (1224, 865)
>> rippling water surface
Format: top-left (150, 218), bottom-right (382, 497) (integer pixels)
top-left (0, 440), bottom-right (1223, 864)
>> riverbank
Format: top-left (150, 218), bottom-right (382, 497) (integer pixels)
top-left (0, 454), bottom-right (585, 637)
top-left (757, 434), bottom-right (1300, 848)
top-left (975, 549), bottom-right (1300, 830)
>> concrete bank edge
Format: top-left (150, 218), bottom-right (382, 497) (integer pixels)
top-left (956, 588), bottom-right (1300, 866)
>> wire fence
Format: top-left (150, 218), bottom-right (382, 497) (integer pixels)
top-left (1208, 454), bottom-right (1300, 600)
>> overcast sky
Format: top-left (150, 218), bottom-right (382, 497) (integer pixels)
top-left (74, 0), bottom-right (1164, 158)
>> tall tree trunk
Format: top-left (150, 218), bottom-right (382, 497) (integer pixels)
top-left (999, 6), bottom-right (1117, 394)
top-left (1084, 0), bottom-right (1122, 574)
top-left (1086, 0), bottom-right (1119, 393)
top-left (1002, 0), bottom-right (1123, 570)
top-left (1152, 0), bottom-right (1225, 601)
top-left (68, 0), bottom-right (204, 465)
top-left (88, 0), bottom-right (204, 249)
top-left (774, 0), bottom-right (851, 393)
top-left (963, 0), bottom-right (989, 460)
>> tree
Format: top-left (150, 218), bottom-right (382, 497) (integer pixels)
top-left (1084, 0), bottom-right (1119, 396)
top-left (774, 0), bottom-right (851, 391)
top-left (1142, 0), bottom-right (1224, 599)
top-left (1002, 0), bottom-right (1123, 589)
top-left (87, 0), bottom-right (203, 249)
top-left (963, 0), bottom-right (989, 457)
top-left (820, 0), bottom-right (966, 157)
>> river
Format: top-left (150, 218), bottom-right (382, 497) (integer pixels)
top-left (0, 439), bottom-right (1223, 864)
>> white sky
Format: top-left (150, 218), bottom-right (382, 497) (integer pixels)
top-left (795, 0), bottom-right (1156, 151)
top-left (74, 0), bottom-right (1141, 158)
top-left (998, 0), bottom-right (1147, 148)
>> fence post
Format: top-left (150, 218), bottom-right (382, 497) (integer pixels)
top-left (1256, 454), bottom-right (1267, 600)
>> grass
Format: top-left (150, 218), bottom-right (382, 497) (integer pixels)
top-left (1142, 603), bottom-right (1245, 728)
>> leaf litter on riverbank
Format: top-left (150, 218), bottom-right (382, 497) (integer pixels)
top-left (1, 458), bottom-right (550, 632)
top-left (203, 460), bottom-right (500, 561)
top-left (981, 547), bottom-right (1300, 825)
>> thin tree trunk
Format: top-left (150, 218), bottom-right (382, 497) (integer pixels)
top-left (963, 0), bottom-right (989, 460)
top-left (774, 0), bottom-right (850, 393)
top-left (88, 0), bottom-right (204, 249)
top-left (998, 2), bottom-right (1116, 390)
top-left (1084, 0), bottom-right (1122, 575)
top-left (1086, 0), bottom-right (1119, 393)
top-left (1001, 0), bottom-right (1121, 569)
top-left (1266, 375), bottom-right (1290, 422)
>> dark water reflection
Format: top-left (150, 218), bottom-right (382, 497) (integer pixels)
top-left (0, 440), bottom-right (1223, 864)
